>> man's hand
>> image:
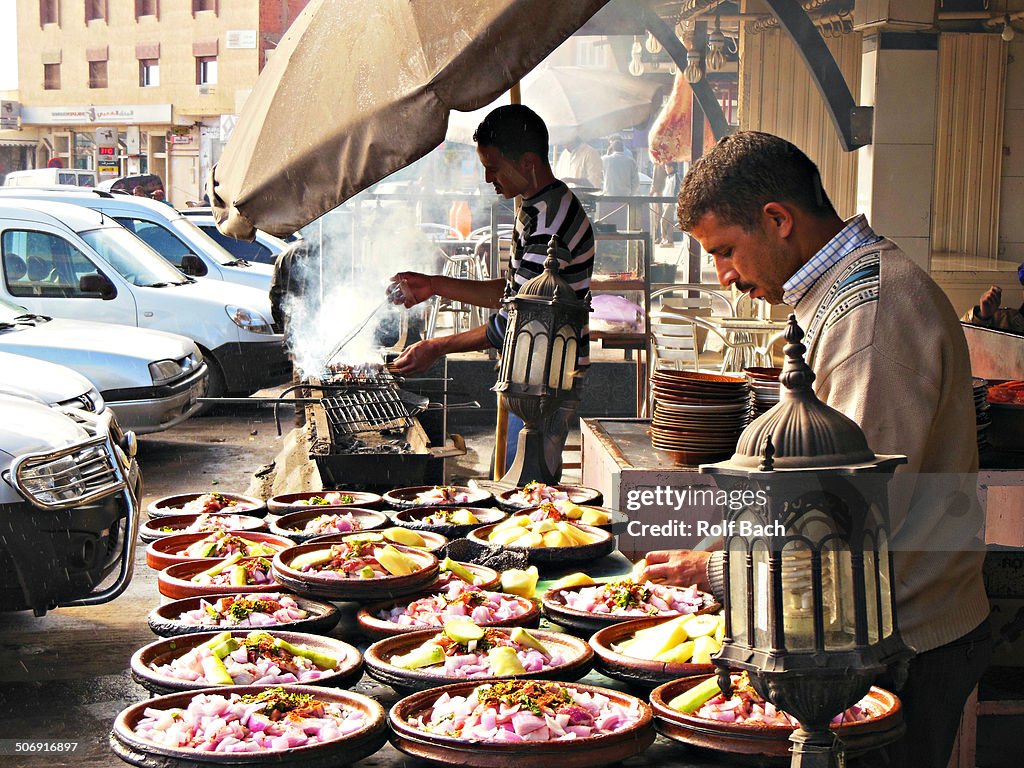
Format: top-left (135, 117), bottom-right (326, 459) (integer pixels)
top-left (639, 549), bottom-right (712, 592)
top-left (392, 338), bottom-right (443, 375)
top-left (979, 285), bottom-right (1002, 319)
top-left (386, 272), bottom-right (435, 308)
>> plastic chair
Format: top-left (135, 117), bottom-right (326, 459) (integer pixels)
top-left (649, 283), bottom-right (736, 373)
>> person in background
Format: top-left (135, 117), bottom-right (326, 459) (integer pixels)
top-left (269, 241), bottom-right (316, 427)
top-left (653, 162), bottom-right (679, 246)
top-left (387, 104), bottom-right (595, 478)
top-left (642, 131), bottom-right (990, 768)
top-left (960, 265), bottom-right (1024, 335)
top-left (601, 137), bottom-right (638, 197)
top-left (132, 186), bottom-right (148, 198)
top-left (151, 188), bottom-right (173, 207)
top-left (554, 134), bottom-right (604, 190)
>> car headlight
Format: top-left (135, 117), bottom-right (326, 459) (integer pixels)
top-left (18, 451), bottom-right (93, 505)
top-left (225, 305), bottom-right (274, 335)
top-left (149, 359), bottom-right (183, 385)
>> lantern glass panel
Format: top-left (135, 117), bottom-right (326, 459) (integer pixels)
top-left (528, 333), bottom-right (549, 386)
top-left (512, 331), bottom-right (532, 383)
top-left (863, 539), bottom-right (880, 644)
top-left (728, 537), bottom-right (749, 646)
top-left (549, 336), bottom-right (565, 389)
top-left (879, 527), bottom-right (894, 638)
top-left (752, 539), bottom-right (771, 650)
top-left (822, 539), bottom-right (856, 650)
top-left (561, 337), bottom-right (578, 390)
top-left (781, 540), bottom-right (815, 651)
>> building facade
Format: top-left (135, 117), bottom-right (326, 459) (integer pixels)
top-left (12, 0), bottom-right (309, 204)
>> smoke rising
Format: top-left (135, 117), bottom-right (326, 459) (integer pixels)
top-left (282, 193), bottom-right (450, 377)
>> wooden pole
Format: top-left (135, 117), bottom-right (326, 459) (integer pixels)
top-left (492, 82), bottom-right (522, 481)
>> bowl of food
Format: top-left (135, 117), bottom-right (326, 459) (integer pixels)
top-left (140, 512), bottom-right (266, 542)
top-left (148, 592), bottom-right (339, 638)
top-left (111, 685), bottom-right (387, 768)
top-left (364, 620), bottom-right (592, 692)
top-left (271, 540), bottom-right (439, 601)
top-left (388, 679), bottom-right (655, 768)
top-left (383, 484), bottom-right (493, 510)
top-left (393, 505), bottom-right (506, 539)
top-left (267, 490), bottom-right (384, 515)
top-left (649, 672), bottom-right (903, 763)
top-left (495, 482), bottom-right (602, 511)
top-left (357, 581), bottom-right (540, 640)
top-left (510, 502), bottom-right (619, 532)
top-left (145, 530), bottom-right (294, 571)
top-left (157, 555), bottom-right (284, 600)
top-left (130, 629), bottom-right (363, 695)
top-left (311, 527), bottom-right (448, 555)
top-left (542, 580), bottom-right (720, 635)
top-left (467, 519), bottom-right (614, 569)
top-left (588, 614), bottom-right (724, 688)
top-left (267, 508), bottom-right (389, 542)
top-left (147, 491), bottom-right (266, 519)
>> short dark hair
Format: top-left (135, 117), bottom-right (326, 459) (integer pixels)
top-left (473, 104), bottom-right (549, 161)
top-left (677, 131), bottom-right (837, 232)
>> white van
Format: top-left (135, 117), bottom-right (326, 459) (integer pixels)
top-left (0, 187), bottom-right (272, 290)
top-left (0, 199), bottom-right (290, 396)
top-left (4, 168), bottom-right (96, 188)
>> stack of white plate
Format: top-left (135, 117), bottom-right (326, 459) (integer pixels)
top-left (744, 367), bottom-right (783, 422)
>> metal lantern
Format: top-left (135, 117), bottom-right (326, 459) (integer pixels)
top-left (700, 316), bottom-right (911, 768)
top-left (493, 235), bottom-right (590, 486)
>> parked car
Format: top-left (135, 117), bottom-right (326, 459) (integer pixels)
top-left (0, 394), bottom-right (139, 615)
top-left (179, 207), bottom-right (289, 265)
top-left (3, 168), bottom-right (96, 188)
top-left (0, 187), bottom-right (273, 290)
top-left (0, 300), bottom-right (207, 434)
top-left (0, 199), bottom-right (290, 397)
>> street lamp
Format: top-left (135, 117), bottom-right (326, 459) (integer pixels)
top-left (701, 316), bottom-right (911, 768)
top-left (493, 235), bottom-right (590, 486)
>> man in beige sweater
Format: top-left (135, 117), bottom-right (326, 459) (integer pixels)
top-left (642, 131), bottom-right (990, 768)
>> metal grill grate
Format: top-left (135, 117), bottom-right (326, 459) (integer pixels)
top-left (321, 388), bottom-right (413, 437)
top-left (319, 365), bottom-right (399, 391)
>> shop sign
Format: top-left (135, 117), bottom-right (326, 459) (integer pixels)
top-left (95, 127), bottom-right (117, 148)
top-left (226, 30), bottom-right (257, 49)
top-left (20, 104), bottom-right (172, 126)
top-left (97, 164), bottom-right (120, 175)
top-left (0, 101), bottom-right (19, 130)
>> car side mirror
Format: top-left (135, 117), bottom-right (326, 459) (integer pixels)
top-left (179, 253), bottom-right (208, 277)
top-left (80, 272), bottom-right (117, 300)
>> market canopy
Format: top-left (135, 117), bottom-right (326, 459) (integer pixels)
top-left (210, 0), bottom-right (610, 240)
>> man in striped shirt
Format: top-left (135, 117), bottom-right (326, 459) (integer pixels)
top-left (389, 105), bottom-right (594, 477)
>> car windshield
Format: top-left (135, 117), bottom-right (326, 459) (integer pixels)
top-left (170, 217), bottom-right (239, 267)
top-left (79, 226), bottom-right (190, 287)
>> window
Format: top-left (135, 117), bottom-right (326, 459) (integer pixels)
top-left (39, 0), bottom-right (58, 25)
top-left (196, 56), bottom-right (217, 86)
top-left (89, 61), bottom-right (108, 89)
top-left (140, 60), bottom-right (160, 87)
top-left (114, 218), bottom-right (193, 270)
top-left (575, 39), bottom-right (608, 68)
top-left (135, 0), bottom-right (158, 19)
top-left (192, 0), bottom-right (217, 14)
top-left (85, 0), bottom-right (106, 23)
top-left (200, 226), bottom-right (274, 264)
top-left (43, 63), bottom-right (61, 90)
top-left (2, 230), bottom-right (96, 299)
